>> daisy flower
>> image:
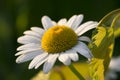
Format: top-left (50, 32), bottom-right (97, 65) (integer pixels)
top-left (15, 14), bottom-right (98, 73)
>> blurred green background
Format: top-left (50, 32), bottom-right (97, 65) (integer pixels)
top-left (0, 0), bottom-right (120, 80)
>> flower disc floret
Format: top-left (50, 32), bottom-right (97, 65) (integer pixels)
top-left (41, 26), bottom-right (78, 53)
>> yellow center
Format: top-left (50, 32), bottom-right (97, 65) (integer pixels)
top-left (41, 25), bottom-right (78, 53)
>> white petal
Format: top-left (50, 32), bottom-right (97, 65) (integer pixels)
top-left (23, 30), bottom-right (42, 38)
top-left (17, 35), bottom-right (40, 44)
top-left (66, 15), bottom-right (77, 27)
top-left (15, 48), bottom-right (42, 56)
top-left (58, 53), bottom-right (71, 65)
top-left (41, 16), bottom-right (54, 30)
top-left (72, 42), bottom-right (93, 59)
top-left (75, 21), bottom-right (98, 36)
top-left (35, 57), bottom-right (48, 69)
top-left (16, 50), bottom-right (42, 63)
top-left (71, 14), bottom-right (84, 30)
top-left (58, 18), bottom-right (67, 25)
top-left (78, 36), bottom-right (91, 42)
top-left (66, 49), bottom-right (79, 61)
top-left (31, 27), bottom-right (45, 35)
top-left (75, 21), bottom-right (94, 33)
top-left (28, 53), bottom-right (48, 69)
top-left (17, 43), bottom-right (40, 51)
top-left (52, 21), bottom-right (57, 25)
top-left (43, 54), bottom-right (59, 73)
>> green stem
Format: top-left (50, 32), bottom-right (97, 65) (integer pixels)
top-left (68, 64), bottom-right (85, 80)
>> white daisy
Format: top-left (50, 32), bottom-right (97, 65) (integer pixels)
top-left (15, 14), bottom-right (98, 73)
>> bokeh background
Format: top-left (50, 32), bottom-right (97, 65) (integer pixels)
top-left (0, 0), bottom-right (120, 80)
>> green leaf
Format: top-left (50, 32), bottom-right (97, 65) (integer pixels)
top-left (111, 13), bottom-right (120, 37)
top-left (50, 63), bottom-right (90, 80)
top-left (90, 9), bottom-right (120, 80)
top-left (31, 63), bottom-right (90, 80)
top-left (31, 71), bottom-right (51, 80)
top-left (90, 27), bottom-right (114, 80)
top-left (98, 9), bottom-right (120, 37)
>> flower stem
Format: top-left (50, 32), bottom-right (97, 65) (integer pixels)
top-left (68, 64), bottom-right (85, 80)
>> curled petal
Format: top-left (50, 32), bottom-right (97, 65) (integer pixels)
top-left (58, 53), bottom-right (71, 65)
